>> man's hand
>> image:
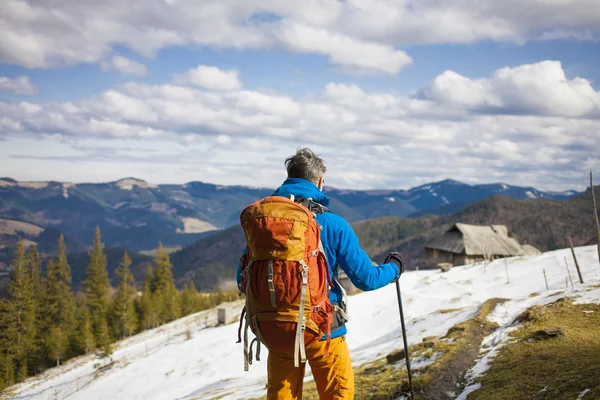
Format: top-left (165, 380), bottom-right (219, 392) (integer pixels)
top-left (384, 252), bottom-right (405, 281)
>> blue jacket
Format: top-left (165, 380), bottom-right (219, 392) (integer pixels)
top-left (237, 178), bottom-right (400, 339)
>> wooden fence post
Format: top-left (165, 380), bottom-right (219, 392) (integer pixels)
top-left (569, 237), bottom-right (584, 284)
top-left (564, 257), bottom-right (574, 287)
top-left (591, 170), bottom-right (600, 266)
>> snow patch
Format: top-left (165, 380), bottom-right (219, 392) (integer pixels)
top-left (0, 179), bottom-right (16, 187)
top-left (525, 191), bottom-right (537, 199)
top-left (17, 181), bottom-right (48, 189)
top-left (386, 197), bottom-right (396, 202)
top-left (500, 184), bottom-right (509, 190)
top-left (456, 383), bottom-right (481, 400)
top-left (116, 178), bottom-right (157, 190)
top-left (578, 389), bottom-right (591, 399)
top-left (176, 217), bottom-right (218, 234)
top-left (62, 183), bottom-right (75, 199)
top-left (441, 196), bottom-right (450, 205)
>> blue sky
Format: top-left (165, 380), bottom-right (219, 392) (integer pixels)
top-left (1, 0), bottom-right (599, 191)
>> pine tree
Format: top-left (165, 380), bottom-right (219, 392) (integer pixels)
top-left (47, 327), bottom-right (67, 367)
top-left (181, 281), bottom-right (199, 316)
top-left (0, 352), bottom-right (5, 391)
top-left (5, 242), bottom-right (36, 380)
top-left (0, 299), bottom-right (13, 390)
top-left (26, 246), bottom-right (42, 374)
top-left (41, 236), bottom-right (76, 366)
top-left (1, 354), bottom-right (15, 388)
top-left (83, 227), bottom-right (112, 354)
top-left (139, 265), bottom-right (157, 330)
top-left (74, 296), bottom-right (95, 355)
top-left (27, 246), bottom-right (41, 298)
top-left (153, 243), bottom-right (180, 323)
top-left (112, 252), bottom-right (138, 339)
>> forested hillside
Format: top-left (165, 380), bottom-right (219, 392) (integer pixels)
top-left (170, 186), bottom-right (600, 289)
top-left (0, 231), bottom-right (236, 391)
top-left (0, 177), bottom-right (577, 251)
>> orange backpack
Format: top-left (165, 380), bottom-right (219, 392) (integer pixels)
top-left (238, 195), bottom-right (334, 370)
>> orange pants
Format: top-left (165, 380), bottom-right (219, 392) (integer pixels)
top-left (267, 336), bottom-right (354, 400)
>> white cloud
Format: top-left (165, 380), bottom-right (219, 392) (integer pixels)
top-left (419, 61), bottom-right (600, 117)
top-left (101, 55), bottom-right (147, 76)
top-left (276, 21), bottom-right (412, 75)
top-left (2, 0), bottom-right (599, 75)
top-left (175, 66), bottom-right (242, 91)
top-left (1, 60), bottom-right (599, 191)
top-left (0, 76), bottom-right (38, 96)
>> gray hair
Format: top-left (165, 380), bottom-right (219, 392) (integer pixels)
top-left (285, 148), bottom-right (326, 184)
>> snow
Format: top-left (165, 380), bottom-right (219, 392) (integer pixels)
top-left (525, 190), bottom-right (537, 199)
top-left (500, 184), bottom-right (509, 191)
top-left (457, 249), bottom-right (600, 399)
top-left (578, 389), bottom-right (591, 399)
top-left (115, 179), bottom-right (157, 191)
top-left (386, 197), bottom-right (396, 202)
top-left (10, 247), bottom-right (600, 400)
top-left (441, 196), bottom-right (450, 205)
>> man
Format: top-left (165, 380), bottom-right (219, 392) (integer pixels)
top-left (238, 148), bottom-right (403, 399)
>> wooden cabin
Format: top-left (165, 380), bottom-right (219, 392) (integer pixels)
top-left (424, 223), bottom-right (531, 268)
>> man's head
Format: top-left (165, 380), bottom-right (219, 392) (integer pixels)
top-left (285, 148), bottom-right (327, 190)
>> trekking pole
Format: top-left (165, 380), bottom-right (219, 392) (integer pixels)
top-left (396, 279), bottom-right (415, 399)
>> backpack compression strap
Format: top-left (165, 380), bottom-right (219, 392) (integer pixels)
top-left (294, 260), bottom-right (310, 368)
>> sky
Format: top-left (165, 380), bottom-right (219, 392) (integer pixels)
top-left (1, 0), bottom-right (600, 191)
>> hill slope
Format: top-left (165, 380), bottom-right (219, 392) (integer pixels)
top-left (355, 186), bottom-right (600, 267)
top-left (170, 186), bottom-right (600, 290)
top-left (0, 177), bottom-right (577, 251)
top-left (7, 246), bottom-right (600, 400)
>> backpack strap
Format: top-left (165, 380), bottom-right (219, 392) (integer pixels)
top-left (248, 337), bottom-right (261, 365)
top-left (243, 261), bottom-right (253, 372)
top-left (296, 197), bottom-right (329, 215)
top-left (267, 260), bottom-right (277, 308)
top-left (250, 314), bottom-right (263, 361)
top-left (236, 307), bottom-right (246, 343)
top-left (294, 260), bottom-right (310, 367)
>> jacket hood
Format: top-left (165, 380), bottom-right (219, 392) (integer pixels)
top-left (272, 178), bottom-right (330, 207)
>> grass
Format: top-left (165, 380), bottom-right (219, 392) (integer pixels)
top-left (468, 298), bottom-right (600, 400)
top-left (253, 299), bottom-right (506, 400)
top-left (437, 307), bottom-right (465, 314)
top-left (139, 246), bottom-right (181, 256)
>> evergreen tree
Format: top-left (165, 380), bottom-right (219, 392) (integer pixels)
top-left (41, 236), bottom-right (76, 365)
top-left (0, 352), bottom-right (5, 390)
top-left (27, 246), bottom-right (41, 298)
top-left (26, 246), bottom-right (42, 374)
top-left (1, 353), bottom-right (15, 388)
top-left (139, 265), bottom-right (158, 330)
top-left (74, 297), bottom-right (95, 355)
top-left (181, 281), bottom-right (199, 316)
top-left (153, 243), bottom-right (180, 323)
top-left (83, 227), bottom-right (112, 354)
top-left (0, 299), bottom-right (13, 390)
top-left (112, 252), bottom-right (138, 339)
top-left (47, 327), bottom-right (67, 367)
top-left (5, 242), bottom-right (36, 380)
top-left (83, 227), bottom-right (110, 349)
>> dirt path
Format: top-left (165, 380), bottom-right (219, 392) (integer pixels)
top-left (413, 298), bottom-right (507, 400)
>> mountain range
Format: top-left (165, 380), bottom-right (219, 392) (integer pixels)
top-left (0, 182), bottom-right (597, 293)
top-left (0, 177), bottom-right (578, 251)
